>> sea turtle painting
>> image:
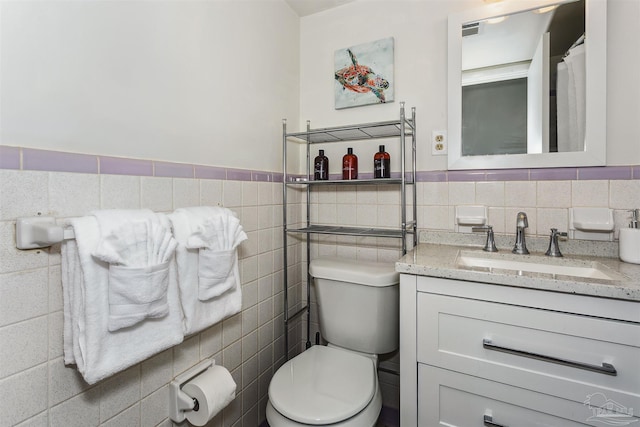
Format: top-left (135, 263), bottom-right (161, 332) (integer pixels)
top-left (335, 49), bottom-right (389, 102)
top-left (334, 38), bottom-right (394, 109)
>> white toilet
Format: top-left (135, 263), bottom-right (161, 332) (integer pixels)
top-left (266, 257), bottom-right (399, 426)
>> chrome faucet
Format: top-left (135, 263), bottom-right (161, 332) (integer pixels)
top-left (545, 228), bottom-right (568, 257)
top-left (472, 225), bottom-right (498, 252)
top-left (512, 212), bottom-right (529, 254)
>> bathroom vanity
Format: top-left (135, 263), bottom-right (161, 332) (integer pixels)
top-left (397, 243), bottom-right (640, 426)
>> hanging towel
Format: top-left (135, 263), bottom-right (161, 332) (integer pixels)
top-left (186, 213), bottom-right (247, 300)
top-left (61, 212), bottom-right (183, 385)
top-left (169, 207), bottom-right (248, 335)
top-left (92, 210), bottom-right (178, 331)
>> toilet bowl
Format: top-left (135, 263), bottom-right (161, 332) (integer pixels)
top-left (266, 345), bottom-right (382, 426)
top-left (266, 258), bottom-right (399, 427)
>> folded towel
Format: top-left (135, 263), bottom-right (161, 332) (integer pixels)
top-left (195, 248), bottom-right (237, 299)
top-left (91, 210), bottom-right (178, 331)
top-left (169, 207), bottom-right (248, 335)
top-left (185, 213), bottom-right (247, 301)
top-left (61, 213), bottom-right (183, 384)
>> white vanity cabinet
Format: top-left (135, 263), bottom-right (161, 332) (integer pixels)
top-left (399, 274), bottom-right (640, 426)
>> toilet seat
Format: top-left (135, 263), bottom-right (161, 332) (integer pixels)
top-left (268, 345), bottom-right (376, 425)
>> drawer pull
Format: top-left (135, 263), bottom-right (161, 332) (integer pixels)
top-left (483, 339), bottom-right (617, 376)
top-left (484, 414), bottom-right (507, 427)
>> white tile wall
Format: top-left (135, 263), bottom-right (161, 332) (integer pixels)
top-left (0, 170), bottom-right (296, 426)
top-left (306, 178), bottom-right (640, 410)
top-left (2, 166), bottom-right (638, 424)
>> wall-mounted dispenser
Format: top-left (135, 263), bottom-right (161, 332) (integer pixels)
top-left (169, 359), bottom-right (236, 426)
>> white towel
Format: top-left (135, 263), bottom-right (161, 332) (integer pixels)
top-left (61, 214), bottom-right (184, 385)
top-left (169, 207), bottom-right (248, 335)
top-left (91, 210), bottom-right (178, 331)
top-left (186, 213), bottom-right (247, 300)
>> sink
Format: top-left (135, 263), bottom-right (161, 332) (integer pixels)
top-left (455, 251), bottom-right (626, 281)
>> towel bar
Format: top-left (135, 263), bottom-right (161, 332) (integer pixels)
top-left (16, 216), bottom-right (76, 249)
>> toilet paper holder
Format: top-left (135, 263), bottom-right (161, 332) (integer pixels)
top-left (169, 359), bottom-right (215, 424)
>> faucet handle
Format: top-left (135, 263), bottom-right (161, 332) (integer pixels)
top-left (550, 228), bottom-right (568, 237)
top-left (545, 228), bottom-right (568, 257)
top-left (472, 225), bottom-right (498, 252)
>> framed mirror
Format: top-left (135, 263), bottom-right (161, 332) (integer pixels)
top-left (447, 0), bottom-right (607, 170)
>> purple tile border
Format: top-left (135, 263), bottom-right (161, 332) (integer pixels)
top-left (154, 161), bottom-right (194, 178)
top-left (530, 167), bottom-right (577, 181)
top-left (3, 146), bottom-right (639, 183)
top-left (578, 166), bottom-right (632, 180)
top-left (195, 165), bottom-right (226, 180)
top-left (0, 146), bottom-right (20, 169)
top-left (226, 168), bottom-right (252, 181)
top-left (23, 148), bottom-right (98, 174)
top-left (448, 170), bottom-right (486, 182)
top-left (252, 171), bottom-right (273, 182)
top-left (485, 169), bottom-right (530, 181)
top-left (418, 171), bottom-right (447, 182)
top-left (99, 156), bottom-right (153, 176)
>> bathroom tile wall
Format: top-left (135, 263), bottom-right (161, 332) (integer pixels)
top-left (307, 168), bottom-right (640, 256)
top-left (416, 170), bottom-right (640, 238)
top-left (0, 150), bottom-right (306, 426)
top-left (2, 147), bottom-right (639, 423)
top-left (306, 166), bottom-right (640, 411)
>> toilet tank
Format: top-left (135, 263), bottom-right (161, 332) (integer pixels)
top-left (309, 258), bottom-right (399, 355)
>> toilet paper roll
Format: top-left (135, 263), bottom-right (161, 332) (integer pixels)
top-left (182, 365), bottom-right (237, 426)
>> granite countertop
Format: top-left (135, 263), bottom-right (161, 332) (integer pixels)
top-left (396, 243), bottom-right (640, 302)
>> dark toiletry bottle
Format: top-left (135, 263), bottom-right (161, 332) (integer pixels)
top-left (314, 149), bottom-right (329, 180)
top-left (374, 145), bottom-right (390, 179)
top-left (342, 147), bottom-right (358, 180)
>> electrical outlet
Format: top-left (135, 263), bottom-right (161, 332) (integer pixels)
top-left (432, 130), bottom-right (448, 155)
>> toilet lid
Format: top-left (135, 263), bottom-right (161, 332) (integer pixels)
top-left (269, 345), bottom-right (376, 425)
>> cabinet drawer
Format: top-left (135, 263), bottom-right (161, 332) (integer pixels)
top-left (418, 364), bottom-right (639, 426)
top-left (417, 292), bottom-right (640, 409)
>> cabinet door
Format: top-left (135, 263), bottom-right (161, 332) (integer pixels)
top-left (418, 364), bottom-right (639, 426)
top-left (417, 292), bottom-right (640, 410)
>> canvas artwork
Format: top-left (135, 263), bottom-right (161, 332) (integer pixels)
top-left (334, 37), bottom-right (394, 109)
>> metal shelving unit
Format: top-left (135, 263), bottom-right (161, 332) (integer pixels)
top-left (281, 103), bottom-right (417, 358)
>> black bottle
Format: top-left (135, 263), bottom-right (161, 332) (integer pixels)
top-left (374, 145), bottom-right (390, 178)
top-left (314, 149), bottom-right (329, 180)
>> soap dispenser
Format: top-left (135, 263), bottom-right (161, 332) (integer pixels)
top-left (619, 209), bottom-right (640, 264)
top-left (342, 148), bottom-right (358, 180)
top-left (373, 145), bottom-right (390, 179)
top-left (314, 149), bottom-right (329, 180)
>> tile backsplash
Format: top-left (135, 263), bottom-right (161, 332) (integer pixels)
top-left (1, 146), bottom-right (639, 426)
top-left (0, 150), bottom-right (299, 426)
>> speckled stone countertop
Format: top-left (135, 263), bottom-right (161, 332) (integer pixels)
top-left (396, 237), bottom-right (640, 302)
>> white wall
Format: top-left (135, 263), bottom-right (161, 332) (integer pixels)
top-left (299, 0), bottom-right (640, 171)
top-left (0, 0), bottom-right (300, 172)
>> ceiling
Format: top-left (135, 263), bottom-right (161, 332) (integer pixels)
top-left (284, 0), bottom-right (356, 17)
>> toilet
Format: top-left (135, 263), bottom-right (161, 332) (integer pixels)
top-left (266, 257), bottom-right (399, 426)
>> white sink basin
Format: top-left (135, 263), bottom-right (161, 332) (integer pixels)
top-left (455, 251), bottom-right (625, 281)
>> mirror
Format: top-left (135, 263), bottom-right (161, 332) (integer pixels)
top-left (448, 0), bottom-right (607, 170)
